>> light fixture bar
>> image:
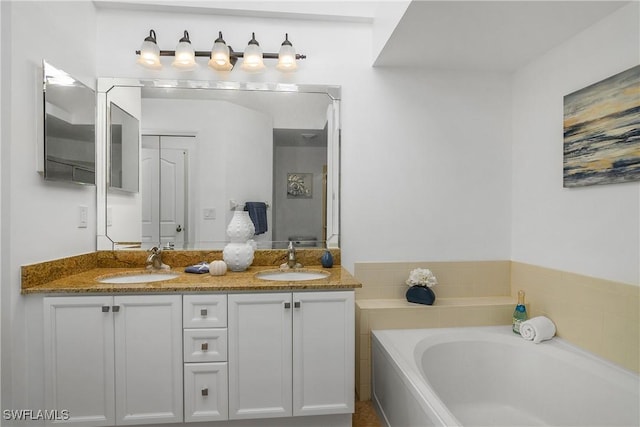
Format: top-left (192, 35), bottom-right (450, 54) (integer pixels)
top-left (135, 50), bottom-right (307, 60)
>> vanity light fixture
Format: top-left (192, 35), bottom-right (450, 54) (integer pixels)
top-left (136, 29), bottom-right (161, 69)
top-left (277, 34), bottom-right (297, 71)
top-left (241, 32), bottom-right (265, 72)
top-left (135, 29), bottom-right (306, 72)
top-left (171, 30), bottom-right (196, 70)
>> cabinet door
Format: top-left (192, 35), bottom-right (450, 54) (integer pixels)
top-left (43, 296), bottom-right (115, 427)
top-left (228, 293), bottom-right (292, 419)
top-left (113, 295), bottom-right (183, 425)
top-left (292, 291), bottom-right (355, 416)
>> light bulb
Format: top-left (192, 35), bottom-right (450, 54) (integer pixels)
top-left (208, 31), bottom-right (233, 71)
top-left (277, 33), bottom-right (297, 71)
top-left (137, 30), bottom-right (161, 69)
top-left (241, 32), bottom-right (265, 72)
top-left (172, 30), bottom-right (196, 70)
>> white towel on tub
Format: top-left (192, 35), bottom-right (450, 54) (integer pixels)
top-left (520, 316), bottom-right (556, 344)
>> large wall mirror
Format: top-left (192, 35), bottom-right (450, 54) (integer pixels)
top-left (96, 79), bottom-right (340, 250)
top-left (42, 60), bottom-right (96, 185)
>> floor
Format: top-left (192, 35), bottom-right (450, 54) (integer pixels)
top-left (352, 400), bottom-right (382, 427)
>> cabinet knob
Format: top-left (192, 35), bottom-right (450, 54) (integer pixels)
top-left (284, 302), bottom-right (291, 309)
top-left (201, 342), bottom-right (208, 351)
top-left (294, 301), bottom-right (301, 309)
top-left (201, 387), bottom-right (208, 397)
top-left (112, 305), bottom-right (120, 313)
top-left (101, 306), bottom-right (110, 313)
top-left (200, 308), bottom-right (208, 317)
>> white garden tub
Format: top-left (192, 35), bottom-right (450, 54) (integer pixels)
top-left (372, 326), bottom-right (639, 427)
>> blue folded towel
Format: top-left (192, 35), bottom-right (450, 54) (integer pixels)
top-left (244, 202), bottom-right (268, 235)
top-left (184, 262), bottom-right (209, 274)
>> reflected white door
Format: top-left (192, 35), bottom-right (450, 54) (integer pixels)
top-left (159, 148), bottom-right (186, 246)
top-left (141, 136), bottom-right (187, 246)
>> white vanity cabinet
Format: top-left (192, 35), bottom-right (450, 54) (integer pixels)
top-left (182, 294), bottom-right (228, 423)
top-left (228, 290), bottom-right (355, 420)
top-left (43, 295), bottom-right (183, 426)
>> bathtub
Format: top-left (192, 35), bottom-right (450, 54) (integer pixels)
top-left (371, 326), bottom-right (639, 427)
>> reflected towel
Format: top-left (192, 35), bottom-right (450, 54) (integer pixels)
top-left (520, 316), bottom-right (556, 344)
top-left (244, 202), bottom-right (268, 235)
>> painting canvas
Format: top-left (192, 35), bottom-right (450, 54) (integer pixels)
top-left (563, 65), bottom-right (640, 187)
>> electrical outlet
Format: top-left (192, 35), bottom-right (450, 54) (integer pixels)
top-left (78, 206), bottom-right (88, 228)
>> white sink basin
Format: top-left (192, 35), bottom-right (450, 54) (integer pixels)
top-left (98, 272), bottom-right (179, 284)
top-left (255, 270), bottom-right (330, 282)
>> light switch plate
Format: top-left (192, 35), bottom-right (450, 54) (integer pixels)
top-left (203, 208), bottom-right (216, 220)
top-left (78, 206), bottom-right (88, 228)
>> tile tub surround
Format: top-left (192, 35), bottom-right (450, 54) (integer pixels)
top-left (354, 260), bottom-right (511, 300)
top-left (511, 262), bottom-right (639, 374)
top-left (20, 248), bottom-right (346, 292)
top-left (353, 260), bottom-right (640, 400)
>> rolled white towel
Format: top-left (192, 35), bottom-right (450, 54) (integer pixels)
top-left (520, 316), bottom-right (556, 344)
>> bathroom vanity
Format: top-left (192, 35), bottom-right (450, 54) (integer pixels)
top-left (23, 250), bottom-right (359, 427)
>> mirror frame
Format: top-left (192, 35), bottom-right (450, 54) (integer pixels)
top-left (96, 78), bottom-right (341, 250)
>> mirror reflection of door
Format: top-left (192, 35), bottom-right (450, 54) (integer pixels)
top-left (141, 135), bottom-right (190, 247)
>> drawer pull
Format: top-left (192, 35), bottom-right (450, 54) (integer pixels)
top-left (201, 387), bottom-right (208, 397)
top-left (101, 306), bottom-right (110, 313)
top-left (200, 308), bottom-right (208, 317)
top-left (201, 342), bottom-right (208, 351)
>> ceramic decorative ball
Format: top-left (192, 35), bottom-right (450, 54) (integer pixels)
top-left (208, 260), bottom-right (227, 276)
top-left (222, 242), bottom-right (255, 272)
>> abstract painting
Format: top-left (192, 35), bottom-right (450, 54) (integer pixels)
top-left (563, 65), bottom-right (640, 187)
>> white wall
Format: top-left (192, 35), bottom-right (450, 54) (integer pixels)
top-left (95, 7), bottom-right (514, 271)
top-left (511, 2), bottom-right (640, 285)
top-left (1, 0), bottom-right (97, 414)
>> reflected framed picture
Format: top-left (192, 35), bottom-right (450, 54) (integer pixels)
top-left (287, 173), bottom-right (312, 198)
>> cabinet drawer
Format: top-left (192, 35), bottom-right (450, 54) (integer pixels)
top-left (183, 295), bottom-right (227, 328)
top-left (184, 363), bottom-right (228, 422)
top-left (184, 329), bottom-right (227, 362)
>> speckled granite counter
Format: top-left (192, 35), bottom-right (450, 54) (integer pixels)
top-left (21, 249), bottom-right (360, 294)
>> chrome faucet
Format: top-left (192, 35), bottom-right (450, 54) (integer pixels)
top-left (147, 247), bottom-right (169, 270)
top-left (287, 241), bottom-right (298, 269)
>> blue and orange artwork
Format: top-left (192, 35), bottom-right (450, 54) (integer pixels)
top-left (563, 65), bottom-right (640, 187)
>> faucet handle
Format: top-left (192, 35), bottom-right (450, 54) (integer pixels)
top-left (149, 246), bottom-right (159, 254)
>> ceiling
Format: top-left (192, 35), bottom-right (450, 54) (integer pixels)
top-left (374, 1), bottom-right (632, 71)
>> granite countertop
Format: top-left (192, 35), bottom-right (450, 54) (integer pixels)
top-left (21, 265), bottom-right (361, 294)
